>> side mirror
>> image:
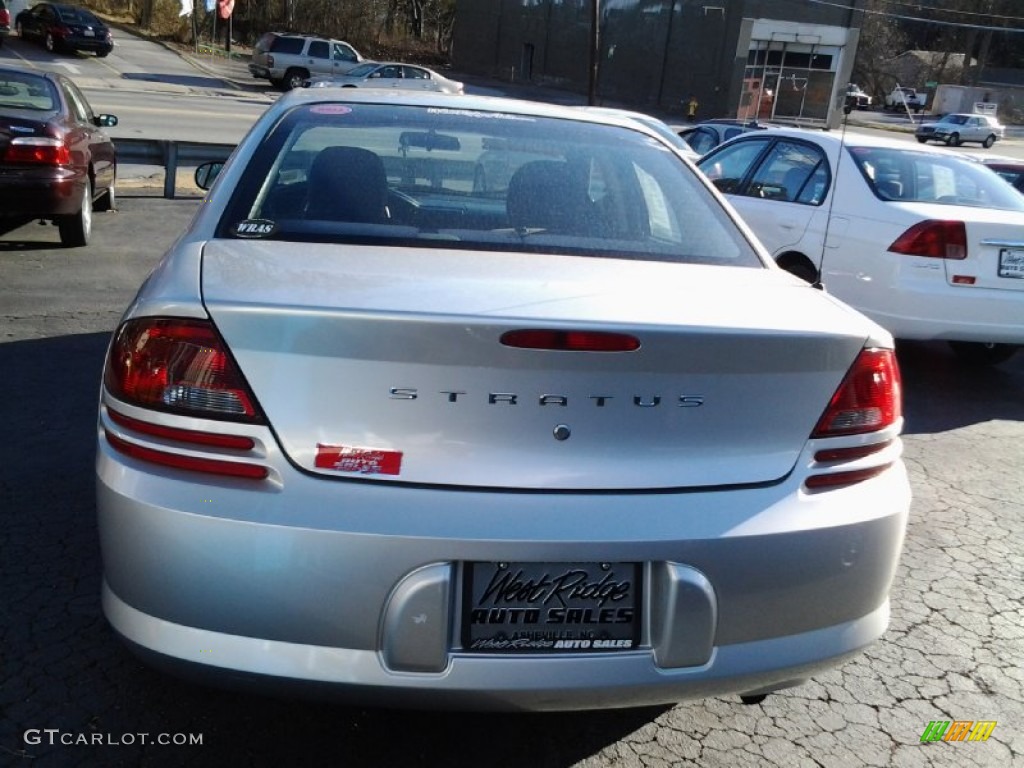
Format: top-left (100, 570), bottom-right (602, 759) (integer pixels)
top-left (96, 114), bottom-right (118, 127)
top-left (194, 161), bottom-right (224, 191)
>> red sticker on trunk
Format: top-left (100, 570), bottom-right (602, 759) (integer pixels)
top-left (315, 444), bottom-right (403, 475)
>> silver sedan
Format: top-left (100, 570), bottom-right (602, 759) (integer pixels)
top-left (308, 61), bottom-right (464, 93)
top-left (915, 112), bottom-right (1004, 147)
top-left (96, 89), bottom-right (909, 711)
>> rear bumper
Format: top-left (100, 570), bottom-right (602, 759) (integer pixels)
top-left (96, 407), bottom-right (910, 709)
top-left (64, 35), bottom-right (112, 53)
top-left (853, 281), bottom-right (1024, 343)
top-left (0, 172), bottom-right (86, 219)
top-left (105, 582), bottom-right (890, 711)
top-left (248, 64), bottom-right (271, 79)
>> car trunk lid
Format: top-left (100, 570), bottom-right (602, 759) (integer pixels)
top-left (200, 241), bottom-right (876, 490)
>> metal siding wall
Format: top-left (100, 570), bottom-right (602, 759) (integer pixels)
top-left (453, 0), bottom-right (865, 117)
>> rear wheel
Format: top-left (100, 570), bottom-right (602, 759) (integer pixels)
top-left (58, 182), bottom-right (92, 247)
top-left (916, 137), bottom-right (927, 144)
top-left (776, 254), bottom-right (818, 284)
top-left (97, 48), bottom-right (110, 58)
top-left (948, 341), bottom-right (1017, 366)
top-left (946, 132), bottom-right (960, 147)
top-left (982, 134), bottom-right (996, 148)
top-left (282, 68), bottom-right (308, 91)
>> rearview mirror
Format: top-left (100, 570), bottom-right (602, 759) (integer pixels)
top-left (399, 131), bottom-right (461, 152)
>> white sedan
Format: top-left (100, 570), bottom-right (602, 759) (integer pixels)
top-left (697, 128), bottom-right (1024, 365)
top-left (309, 62), bottom-right (464, 94)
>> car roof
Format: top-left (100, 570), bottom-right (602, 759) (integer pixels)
top-left (274, 88), bottom-right (656, 124)
top-left (698, 125), bottom-right (988, 165)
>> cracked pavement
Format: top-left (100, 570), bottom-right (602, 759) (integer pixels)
top-left (0, 199), bottom-right (1020, 767)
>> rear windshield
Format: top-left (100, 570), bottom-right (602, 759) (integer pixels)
top-left (57, 8), bottom-right (99, 24)
top-left (0, 72), bottom-right (57, 111)
top-left (216, 102), bottom-right (761, 267)
top-left (270, 37), bottom-right (305, 55)
top-left (850, 146), bottom-right (1024, 210)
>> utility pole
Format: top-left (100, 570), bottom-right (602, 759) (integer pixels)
top-left (588, 0), bottom-right (600, 105)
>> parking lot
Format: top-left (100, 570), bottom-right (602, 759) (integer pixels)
top-left (0, 196), bottom-right (1021, 767)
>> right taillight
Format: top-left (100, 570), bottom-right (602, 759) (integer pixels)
top-left (812, 348), bottom-right (902, 438)
top-left (104, 318), bottom-right (264, 423)
top-left (5, 137), bottom-right (71, 166)
top-left (889, 220), bottom-right (967, 259)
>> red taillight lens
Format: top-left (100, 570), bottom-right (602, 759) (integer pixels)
top-left (0, 10), bottom-right (9, 24)
top-left (5, 137), bottom-right (71, 166)
top-left (812, 348), bottom-right (902, 437)
top-left (500, 329), bottom-right (640, 352)
top-left (889, 220), bottom-right (967, 259)
top-left (104, 318), bottom-right (263, 422)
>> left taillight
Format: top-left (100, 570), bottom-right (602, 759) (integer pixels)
top-left (104, 318), bottom-right (265, 423)
top-left (889, 220), bottom-right (967, 260)
top-left (805, 348), bottom-right (902, 490)
top-left (812, 348), bottom-right (902, 438)
top-left (4, 137), bottom-right (71, 166)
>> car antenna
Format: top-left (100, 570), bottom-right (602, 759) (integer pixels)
top-left (813, 103), bottom-right (853, 291)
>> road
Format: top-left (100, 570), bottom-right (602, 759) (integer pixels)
top-left (0, 26), bottom-right (272, 144)
top-left (0, 28), bottom-right (1022, 768)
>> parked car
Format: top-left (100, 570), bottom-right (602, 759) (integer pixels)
top-left (915, 112), bottom-right (1004, 148)
top-left (308, 62), bottom-right (464, 94)
top-left (678, 118), bottom-right (767, 156)
top-left (0, 64), bottom-right (117, 246)
top-left (884, 86), bottom-right (926, 112)
top-left (15, 2), bottom-right (113, 57)
top-left (0, 1), bottom-right (11, 47)
top-left (845, 83), bottom-right (871, 110)
top-left (576, 106), bottom-right (699, 160)
top-left (248, 31), bottom-right (363, 91)
top-left (976, 155), bottom-right (1024, 194)
top-left (697, 128), bottom-right (1024, 365)
top-left (96, 88), bottom-right (910, 711)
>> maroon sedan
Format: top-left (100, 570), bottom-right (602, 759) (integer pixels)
top-left (0, 64), bottom-right (117, 246)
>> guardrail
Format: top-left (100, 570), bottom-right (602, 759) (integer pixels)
top-left (114, 138), bottom-right (236, 199)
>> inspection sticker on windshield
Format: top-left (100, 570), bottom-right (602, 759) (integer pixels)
top-left (315, 444), bottom-right (402, 475)
top-left (998, 248), bottom-right (1024, 279)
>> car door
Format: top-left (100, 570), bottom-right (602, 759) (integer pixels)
top-left (20, 3), bottom-right (46, 39)
top-left (305, 39), bottom-right (331, 77)
top-left (331, 42), bottom-right (359, 76)
top-left (369, 65), bottom-right (402, 88)
top-left (699, 136), bottom-right (831, 257)
top-left (401, 66), bottom-right (434, 91)
top-left (62, 77), bottom-right (115, 189)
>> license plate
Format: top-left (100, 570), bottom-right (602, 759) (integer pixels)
top-left (83, 29), bottom-right (95, 36)
top-left (462, 562), bottom-right (640, 653)
top-left (998, 248), bottom-right (1024, 279)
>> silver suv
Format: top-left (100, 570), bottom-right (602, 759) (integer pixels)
top-left (248, 32), bottom-right (364, 90)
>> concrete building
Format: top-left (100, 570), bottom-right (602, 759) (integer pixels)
top-left (453, 0), bottom-right (866, 128)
